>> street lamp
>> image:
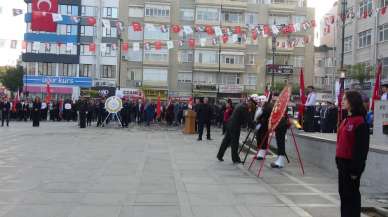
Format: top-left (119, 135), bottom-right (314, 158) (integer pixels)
top-left (117, 34), bottom-right (123, 90)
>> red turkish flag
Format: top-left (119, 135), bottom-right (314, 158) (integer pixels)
top-left (89, 43), bottom-right (96, 52)
top-left (188, 38), bottom-right (195, 48)
top-left (122, 42), bottom-right (129, 52)
top-left (371, 63), bottom-right (382, 111)
top-left (31, 0), bottom-right (58, 32)
top-left (298, 68), bottom-right (306, 121)
top-left (251, 30), bottom-right (258, 40)
top-left (154, 41), bottom-right (162, 50)
top-left (381, 7), bottom-right (387, 16)
top-left (222, 34), bottom-right (228, 43)
top-left (132, 22), bottom-right (142, 32)
top-left (205, 25), bottom-right (214, 35)
top-left (87, 17), bottom-right (96, 25)
top-left (171, 25), bottom-right (181, 33)
top-left (234, 26), bottom-right (241, 34)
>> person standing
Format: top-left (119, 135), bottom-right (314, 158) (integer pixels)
top-left (32, 97), bottom-right (42, 127)
top-left (78, 97), bottom-right (88, 128)
top-left (121, 98), bottom-right (130, 128)
top-left (381, 83), bottom-right (388, 100)
top-left (303, 86), bottom-right (317, 132)
top-left (336, 91), bottom-right (369, 217)
top-left (197, 98), bottom-right (213, 141)
top-left (1, 97), bottom-right (11, 127)
top-left (222, 101), bottom-right (233, 134)
top-left (217, 98), bottom-right (256, 163)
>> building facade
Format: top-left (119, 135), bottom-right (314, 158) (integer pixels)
top-left (314, 45), bottom-right (336, 97)
top-left (119, 0), bottom-right (315, 101)
top-left (22, 0), bottom-right (314, 100)
top-left (333, 0), bottom-right (388, 85)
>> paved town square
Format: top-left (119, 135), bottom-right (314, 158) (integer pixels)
top-left (0, 122), bottom-right (382, 217)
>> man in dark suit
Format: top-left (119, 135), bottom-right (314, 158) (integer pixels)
top-left (197, 97), bottom-right (213, 141)
top-left (121, 98), bottom-right (130, 128)
top-left (1, 97), bottom-right (11, 127)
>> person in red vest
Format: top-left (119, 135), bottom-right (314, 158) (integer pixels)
top-left (336, 91), bottom-right (370, 217)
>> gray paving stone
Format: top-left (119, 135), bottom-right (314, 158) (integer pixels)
top-left (68, 206), bottom-right (121, 217)
top-left (81, 193), bottom-right (127, 205)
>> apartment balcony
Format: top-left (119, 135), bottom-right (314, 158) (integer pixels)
top-left (143, 59), bottom-right (169, 66)
top-left (220, 63), bottom-right (245, 71)
top-left (142, 80), bottom-right (168, 88)
top-left (221, 21), bottom-right (245, 27)
top-left (177, 82), bottom-right (193, 91)
top-left (195, 19), bottom-right (221, 26)
top-left (193, 63), bottom-right (220, 71)
top-left (221, 42), bottom-right (246, 49)
top-left (125, 80), bottom-right (143, 88)
top-left (143, 16), bottom-right (171, 24)
top-left (268, 0), bottom-right (300, 13)
top-left (244, 85), bottom-right (257, 92)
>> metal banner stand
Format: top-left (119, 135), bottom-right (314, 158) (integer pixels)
top-left (102, 112), bottom-right (122, 128)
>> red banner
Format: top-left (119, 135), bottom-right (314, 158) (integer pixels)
top-left (268, 86), bottom-right (291, 131)
top-left (371, 63), bottom-right (382, 112)
top-left (31, 0), bottom-right (58, 32)
top-left (298, 68), bottom-right (306, 120)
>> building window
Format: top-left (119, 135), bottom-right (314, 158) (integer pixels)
top-left (143, 68), bottom-right (168, 81)
top-left (344, 36), bottom-right (352, 52)
top-left (246, 74), bottom-right (257, 85)
top-left (378, 24), bottom-right (388, 42)
top-left (59, 5), bottom-right (78, 16)
top-left (26, 62), bottom-right (36, 75)
top-left (358, 29), bottom-right (372, 48)
top-left (38, 63), bottom-right (56, 76)
top-left (103, 7), bottom-right (118, 18)
top-left (101, 65), bottom-right (116, 78)
top-left (59, 43), bottom-right (77, 55)
top-left (193, 72), bottom-right (217, 84)
top-left (57, 25), bottom-right (77, 36)
top-left (293, 15), bottom-right (306, 24)
top-left (222, 55), bottom-right (244, 65)
top-left (269, 15), bottom-right (289, 25)
top-left (129, 6), bottom-right (144, 17)
top-left (178, 50), bottom-right (193, 63)
top-left (221, 73), bottom-right (240, 84)
top-left (383, 57), bottom-right (388, 79)
top-left (128, 27), bottom-right (143, 40)
top-left (144, 24), bottom-right (169, 40)
top-left (178, 71), bottom-right (192, 83)
top-left (359, 0), bottom-right (372, 17)
top-left (128, 49), bottom-right (143, 62)
top-left (223, 11), bottom-right (243, 24)
top-left (144, 49), bottom-right (169, 62)
top-left (80, 26), bottom-right (96, 36)
top-left (245, 13), bottom-right (257, 26)
top-left (128, 69), bottom-right (142, 81)
top-left (81, 6), bottom-right (96, 16)
top-left (382, 0), bottom-right (388, 7)
top-left (80, 44), bottom-right (94, 56)
top-left (79, 64), bottom-right (92, 77)
top-left (247, 55), bottom-right (255, 65)
top-left (195, 50), bottom-right (218, 64)
top-left (293, 56), bottom-right (304, 67)
top-left (103, 26), bottom-right (117, 38)
top-left (58, 64), bottom-right (77, 77)
top-left (180, 9), bottom-right (194, 21)
top-left (145, 5), bottom-right (170, 18)
top-left (101, 44), bottom-right (116, 57)
top-left (196, 7), bottom-right (220, 22)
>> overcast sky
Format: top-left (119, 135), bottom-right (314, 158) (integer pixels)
top-left (0, 0), bottom-right (337, 66)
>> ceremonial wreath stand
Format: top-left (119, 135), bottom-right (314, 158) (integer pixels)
top-left (245, 86), bottom-right (305, 177)
top-left (102, 96), bottom-right (123, 127)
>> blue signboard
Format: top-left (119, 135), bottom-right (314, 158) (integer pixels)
top-left (24, 75), bottom-right (92, 88)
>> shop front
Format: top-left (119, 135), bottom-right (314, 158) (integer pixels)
top-left (142, 88), bottom-right (168, 101)
top-left (168, 91), bottom-right (192, 102)
top-left (116, 88), bottom-right (143, 101)
top-left (193, 84), bottom-right (217, 103)
top-left (24, 75), bottom-right (92, 100)
top-left (217, 84), bottom-right (244, 101)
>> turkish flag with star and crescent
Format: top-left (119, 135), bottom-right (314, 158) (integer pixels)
top-left (31, 0), bottom-right (58, 32)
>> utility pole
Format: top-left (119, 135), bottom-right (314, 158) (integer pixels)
top-left (271, 20), bottom-right (277, 92)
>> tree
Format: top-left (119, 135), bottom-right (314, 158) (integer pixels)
top-left (0, 66), bottom-right (24, 92)
top-left (348, 63), bottom-right (371, 85)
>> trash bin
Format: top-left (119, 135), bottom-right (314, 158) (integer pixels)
top-left (183, 109), bottom-right (196, 134)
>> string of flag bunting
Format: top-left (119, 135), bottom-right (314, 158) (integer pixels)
top-left (322, 3), bottom-right (388, 34)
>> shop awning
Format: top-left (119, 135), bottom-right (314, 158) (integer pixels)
top-left (24, 86), bottom-right (73, 94)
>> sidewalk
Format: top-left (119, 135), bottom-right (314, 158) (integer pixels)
top-left (0, 122), bottom-right (381, 217)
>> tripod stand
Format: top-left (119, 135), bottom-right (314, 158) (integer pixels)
top-left (238, 128), bottom-right (256, 164)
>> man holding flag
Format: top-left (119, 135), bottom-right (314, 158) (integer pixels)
top-left (298, 69), bottom-right (307, 127)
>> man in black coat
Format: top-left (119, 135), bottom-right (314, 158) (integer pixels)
top-left (217, 98), bottom-right (256, 163)
top-left (78, 97), bottom-right (88, 128)
top-left (121, 98), bottom-right (130, 128)
top-left (1, 97), bottom-right (11, 127)
top-left (197, 98), bottom-right (213, 141)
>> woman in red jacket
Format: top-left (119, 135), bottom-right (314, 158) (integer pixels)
top-left (336, 91), bottom-right (369, 217)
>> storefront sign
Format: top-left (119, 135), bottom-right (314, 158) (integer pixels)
top-left (266, 64), bottom-right (294, 75)
top-left (218, 85), bottom-right (243, 93)
top-left (143, 89), bottom-right (168, 100)
top-left (194, 85), bottom-right (217, 92)
top-left (116, 88), bottom-right (143, 99)
top-left (24, 75), bottom-right (92, 88)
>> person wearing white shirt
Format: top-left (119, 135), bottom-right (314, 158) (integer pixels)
top-left (303, 86), bottom-right (317, 132)
top-left (381, 83), bottom-right (388, 101)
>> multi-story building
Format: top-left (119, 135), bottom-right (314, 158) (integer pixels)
top-left (22, 0), bottom-right (119, 99)
top-left (314, 45), bottom-right (336, 95)
top-left (119, 0), bottom-right (315, 101)
top-left (334, 0), bottom-right (388, 84)
top-left (320, 1), bottom-right (338, 48)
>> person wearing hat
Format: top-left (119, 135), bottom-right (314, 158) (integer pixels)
top-left (382, 83), bottom-right (388, 101)
top-left (217, 98), bottom-right (256, 163)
